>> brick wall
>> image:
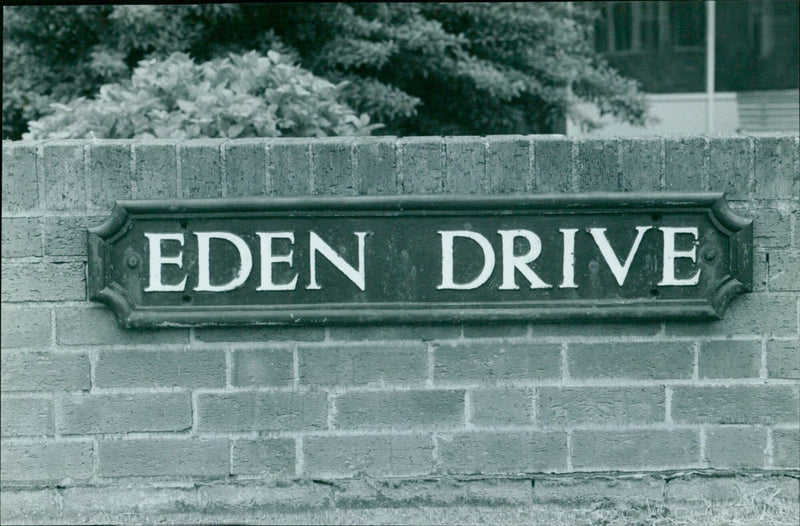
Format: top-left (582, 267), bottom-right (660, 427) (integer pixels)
top-left (2, 135), bottom-right (798, 520)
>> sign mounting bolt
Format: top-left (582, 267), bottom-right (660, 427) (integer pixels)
top-left (127, 255), bottom-right (140, 268)
top-left (704, 249), bottom-right (717, 262)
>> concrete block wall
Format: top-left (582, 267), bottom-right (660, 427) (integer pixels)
top-left (2, 135), bottom-right (798, 519)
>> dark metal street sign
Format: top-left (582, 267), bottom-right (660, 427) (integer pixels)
top-left (88, 194), bottom-right (752, 327)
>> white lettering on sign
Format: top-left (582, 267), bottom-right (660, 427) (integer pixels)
top-left (141, 224), bottom-right (704, 294)
top-left (195, 232), bottom-right (253, 292)
top-left (588, 226), bottom-right (652, 286)
top-left (307, 231), bottom-right (367, 291)
top-left (437, 231), bottom-right (496, 290)
top-left (559, 228), bottom-right (579, 289)
top-left (144, 233), bottom-right (188, 292)
top-left (256, 232), bottom-right (298, 291)
top-left (658, 227), bottom-right (701, 286)
top-left (498, 229), bottom-right (551, 290)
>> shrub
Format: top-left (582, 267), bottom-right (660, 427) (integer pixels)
top-left (24, 50), bottom-right (381, 140)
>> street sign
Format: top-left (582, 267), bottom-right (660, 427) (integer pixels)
top-left (88, 194), bottom-right (752, 327)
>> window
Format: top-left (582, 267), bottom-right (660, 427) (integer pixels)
top-left (612, 2), bottom-right (633, 51)
top-left (593, 1), bottom-right (707, 53)
top-left (670, 1), bottom-right (705, 48)
top-left (639, 2), bottom-right (660, 50)
top-left (594, 1), bottom-right (663, 53)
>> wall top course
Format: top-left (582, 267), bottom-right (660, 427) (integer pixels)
top-left (4, 135), bottom-right (798, 215)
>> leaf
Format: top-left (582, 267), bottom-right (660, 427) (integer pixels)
top-left (227, 123), bottom-right (244, 138)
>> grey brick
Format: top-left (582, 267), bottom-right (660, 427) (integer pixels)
top-left (304, 435), bottom-right (434, 478)
top-left (530, 320), bottom-right (662, 339)
top-left (355, 137), bottom-right (396, 195)
top-left (311, 138), bottom-right (355, 195)
top-left (1, 261), bottom-right (85, 302)
top-left (59, 485), bottom-right (196, 519)
top-left (1, 441), bottom-right (93, 483)
top-left (269, 139), bottom-right (311, 196)
top-left (665, 137), bottom-right (706, 192)
top-left (335, 390), bottom-right (464, 429)
top-left (88, 141), bottom-right (133, 209)
top-left (533, 136), bottom-right (573, 193)
top-left (1, 307), bottom-right (51, 349)
top-left (232, 348), bottom-right (293, 387)
top-left (1, 352), bottom-right (90, 392)
top-left (672, 385), bottom-right (800, 424)
top-left (470, 388), bottom-right (533, 427)
top-left (330, 478), bottom-right (532, 508)
top-left (438, 431), bottom-right (567, 474)
top-left (435, 342), bottom-right (561, 382)
top-left (95, 349), bottom-right (224, 388)
top-left (734, 206), bottom-right (792, 249)
top-left (196, 326), bottom-right (324, 343)
top-left (769, 251), bottom-right (800, 291)
top-left (195, 482), bottom-right (331, 512)
top-left (537, 386), bottom-right (665, 426)
top-left (57, 307), bottom-right (188, 346)
top-left (708, 137), bottom-right (750, 198)
top-left (179, 139), bottom-right (223, 198)
top-left (667, 474), bottom-right (799, 503)
top-left (327, 324), bottom-right (460, 342)
top-left (225, 139), bottom-right (267, 197)
top-left (487, 135), bottom-right (528, 193)
top-left (399, 137), bottom-right (444, 194)
top-left (299, 343), bottom-right (427, 387)
top-left (772, 429), bottom-right (800, 469)
top-left (98, 438), bottom-right (228, 477)
top-left (42, 141), bottom-right (87, 211)
top-left (619, 138), bottom-right (663, 192)
top-left (462, 322), bottom-right (528, 339)
top-left (2, 217), bottom-right (41, 257)
top-left (198, 392), bottom-right (327, 432)
top-left (0, 397), bottom-right (54, 436)
top-left (699, 340), bottom-right (761, 378)
top-left (568, 342), bottom-right (693, 379)
top-left (57, 393), bottom-right (191, 434)
top-left (532, 473), bottom-right (664, 509)
top-left (767, 340), bottom-right (799, 379)
top-left (0, 488), bottom-right (60, 523)
top-left (665, 294), bottom-right (797, 338)
top-left (573, 430), bottom-right (700, 470)
top-left (133, 140), bottom-right (178, 199)
top-left (2, 142), bottom-right (39, 212)
top-left (232, 438), bottom-right (296, 476)
top-left (532, 475), bottom-right (664, 506)
top-left (753, 135), bottom-right (799, 199)
top-left (445, 136), bottom-right (486, 194)
top-left (44, 215), bottom-right (105, 256)
top-left (577, 138), bottom-right (618, 191)
top-left (705, 427), bottom-right (766, 468)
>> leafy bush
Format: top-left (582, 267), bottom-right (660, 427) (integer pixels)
top-left (24, 51), bottom-right (381, 140)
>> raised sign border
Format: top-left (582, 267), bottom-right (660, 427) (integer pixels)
top-left (88, 193), bottom-right (752, 328)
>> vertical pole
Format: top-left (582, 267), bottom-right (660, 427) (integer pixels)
top-left (706, 1), bottom-right (716, 134)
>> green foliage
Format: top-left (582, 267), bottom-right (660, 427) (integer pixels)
top-left (24, 51), bottom-right (380, 140)
top-left (4, 3), bottom-right (647, 139)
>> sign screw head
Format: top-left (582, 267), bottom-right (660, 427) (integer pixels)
top-left (127, 255), bottom-right (140, 268)
top-left (704, 249), bottom-right (717, 262)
